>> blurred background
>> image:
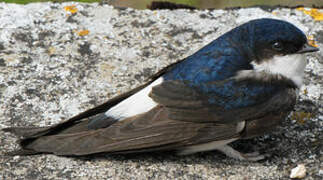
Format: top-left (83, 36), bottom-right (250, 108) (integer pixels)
top-left (1, 0), bottom-right (323, 9)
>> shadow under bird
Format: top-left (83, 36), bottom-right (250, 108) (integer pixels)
top-left (3, 18), bottom-right (319, 161)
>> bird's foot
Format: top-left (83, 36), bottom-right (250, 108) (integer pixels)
top-left (242, 151), bottom-right (267, 161)
top-left (215, 145), bottom-right (268, 161)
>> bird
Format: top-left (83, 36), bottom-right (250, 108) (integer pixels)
top-left (3, 18), bottom-right (319, 161)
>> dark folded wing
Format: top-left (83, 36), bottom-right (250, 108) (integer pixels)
top-left (149, 78), bottom-right (296, 124)
top-left (21, 106), bottom-right (240, 155)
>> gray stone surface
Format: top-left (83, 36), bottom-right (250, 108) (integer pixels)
top-left (0, 2), bottom-right (322, 179)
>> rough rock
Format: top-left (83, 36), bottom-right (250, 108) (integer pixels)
top-left (0, 2), bottom-right (322, 179)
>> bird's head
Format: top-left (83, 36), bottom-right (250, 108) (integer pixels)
top-left (247, 18), bottom-right (319, 61)
top-left (240, 18), bottom-right (319, 87)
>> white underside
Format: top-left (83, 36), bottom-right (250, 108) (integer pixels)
top-left (251, 54), bottom-right (307, 87)
top-left (177, 121), bottom-right (245, 155)
top-left (177, 138), bottom-right (239, 155)
top-left (105, 77), bottom-right (163, 120)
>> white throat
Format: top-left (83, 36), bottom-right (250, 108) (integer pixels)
top-left (251, 54), bottom-right (307, 87)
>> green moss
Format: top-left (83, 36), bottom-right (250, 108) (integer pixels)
top-left (1, 0), bottom-right (100, 4)
top-left (166, 0), bottom-right (200, 7)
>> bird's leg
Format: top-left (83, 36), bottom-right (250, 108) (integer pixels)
top-left (214, 145), bottom-right (266, 161)
top-left (177, 139), bottom-right (267, 161)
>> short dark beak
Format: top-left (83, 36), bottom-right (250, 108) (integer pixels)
top-left (297, 43), bottom-right (319, 54)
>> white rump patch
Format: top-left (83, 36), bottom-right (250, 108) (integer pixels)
top-left (251, 54), bottom-right (307, 87)
top-left (105, 77), bottom-right (164, 120)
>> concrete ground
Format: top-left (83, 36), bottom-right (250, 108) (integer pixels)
top-left (0, 2), bottom-right (322, 179)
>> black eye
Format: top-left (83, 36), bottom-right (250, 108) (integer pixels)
top-left (272, 41), bottom-right (283, 51)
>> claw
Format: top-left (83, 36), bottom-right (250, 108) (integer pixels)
top-left (241, 151), bottom-right (266, 161)
top-left (244, 151), bottom-right (260, 156)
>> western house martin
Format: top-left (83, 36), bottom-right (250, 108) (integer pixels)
top-left (3, 18), bottom-right (319, 161)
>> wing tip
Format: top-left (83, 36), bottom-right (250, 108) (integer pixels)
top-left (2, 126), bottom-right (49, 138)
top-left (3, 149), bottom-right (40, 156)
top-left (2, 127), bottom-right (19, 134)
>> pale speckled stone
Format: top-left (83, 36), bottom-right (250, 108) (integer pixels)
top-left (0, 2), bottom-right (322, 180)
top-left (290, 164), bottom-right (307, 179)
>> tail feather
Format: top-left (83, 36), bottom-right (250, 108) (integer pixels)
top-left (4, 149), bottom-right (40, 156)
top-left (2, 126), bottom-right (52, 138)
top-left (2, 119), bottom-right (108, 155)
